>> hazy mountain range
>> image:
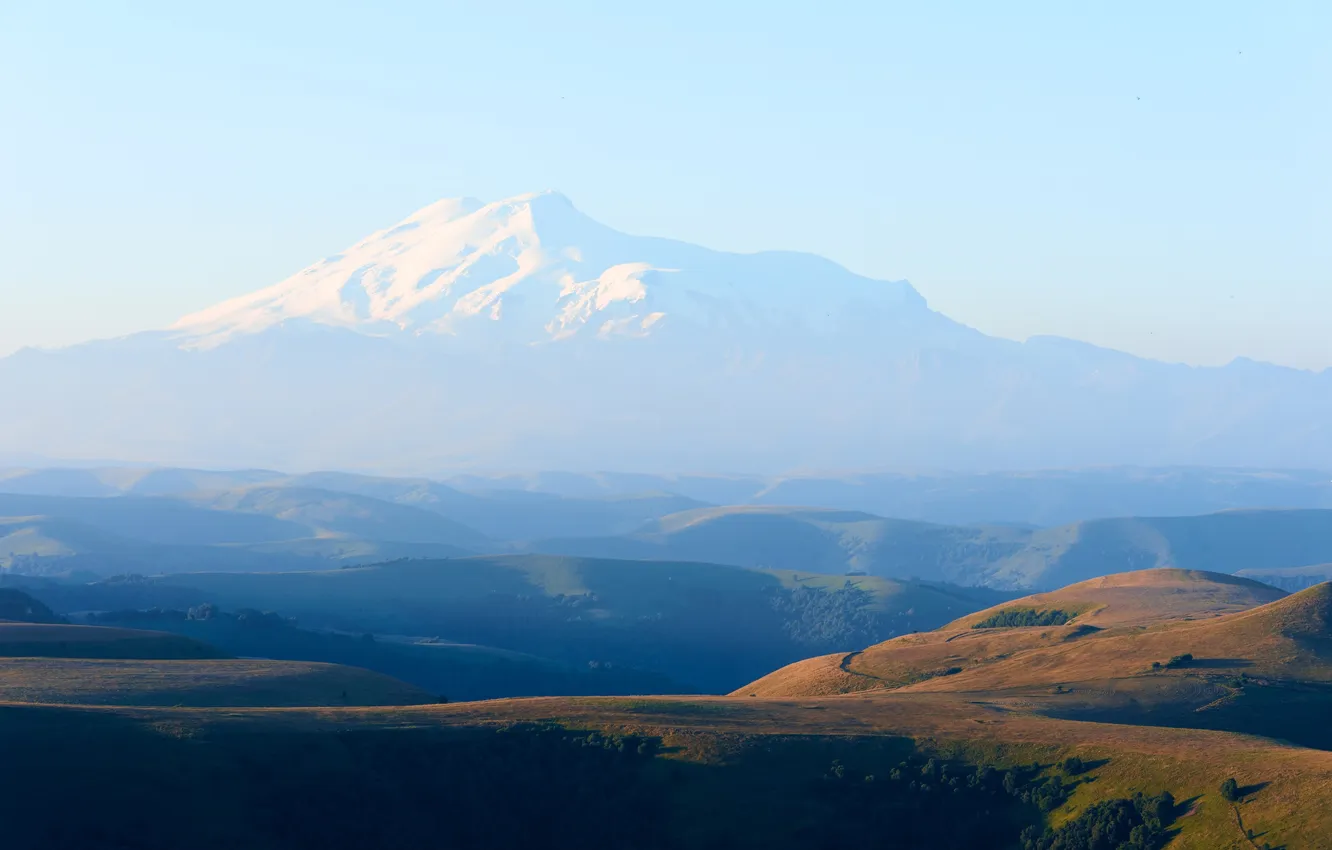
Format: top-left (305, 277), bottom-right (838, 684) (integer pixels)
top-left (3, 191), bottom-right (1332, 472)
top-left (6, 465), bottom-right (1332, 590)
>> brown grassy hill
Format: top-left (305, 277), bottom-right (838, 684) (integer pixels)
top-left (738, 568), bottom-right (1286, 698)
top-left (946, 567), bottom-right (1287, 629)
top-left (906, 581), bottom-right (1332, 695)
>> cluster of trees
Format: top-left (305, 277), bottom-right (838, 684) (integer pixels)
top-left (1020, 791), bottom-right (1176, 850)
top-left (1150, 653), bottom-right (1194, 671)
top-left (866, 757), bottom-right (1074, 812)
top-left (1219, 777), bottom-right (1240, 802)
top-left (973, 608), bottom-right (1072, 629)
top-left (769, 582), bottom-right (884, 649)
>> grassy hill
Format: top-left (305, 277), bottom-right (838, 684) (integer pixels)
top-left (736, 568), bottom-right (1332, 752)
top-left (2, 568), bottom-right (1332, 846)
top-left (0, 610), bottom-right (435, 707)
top-left (946, 568), bottom-right (1288, 629)
top-left (739, 569), bottom-right (1289, 697)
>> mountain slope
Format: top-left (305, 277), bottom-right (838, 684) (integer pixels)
top-left (738, 571), bottom-right (1332, 755)
top-left (738, 568), bottom-right (1290, 698)
top-left (170, 191), bottom-right (936, 349)
top-left (6, 192), bottom-right (1332, 472)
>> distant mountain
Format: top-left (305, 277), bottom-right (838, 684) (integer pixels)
top-left (0, 492), bottom-right (477, 576)
top-left (0, 466), bottom-right (707, 541)
top-left (4, 192), bottom-right (1332, 471)
top-left (10, 464), bottom-right (1332, 529)
top-left (465, 466), bottom-right (1332, 527)
top-left (533, 506), bottom-right (1031, 579)
top-left (10, 470), bottom-right (1332, 589)
top-left (539, 505), bottom-right (1332, 590)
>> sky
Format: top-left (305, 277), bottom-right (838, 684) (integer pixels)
top-left (1, 1), bottom-right (1328, 368)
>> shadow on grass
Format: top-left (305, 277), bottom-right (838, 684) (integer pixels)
top-left (1237, 780), bottom-right (1270, 799)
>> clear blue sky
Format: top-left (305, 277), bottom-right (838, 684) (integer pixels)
top-left (2, 1), bottom-right (1328, 368)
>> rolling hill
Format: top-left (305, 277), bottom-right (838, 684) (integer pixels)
top-left (738, 568), bottom-right (1289, 698)
top-left (11, 471), bottom-right (1332, 592)
top-left (4, 568), bottom-right (1332, 846)
top-left (20, 554), bottom-right (1012, 694)
top-left (736, 568), bottom-right (1332, 753)
top-left (541, 505), bottom-right (1332, 589)
top-left (0, 597), bottom-right (436, 707)
top-left (85, 604), bottom-right (687, 700)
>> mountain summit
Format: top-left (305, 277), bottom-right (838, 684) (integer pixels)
top-left (172, 191), bottom-right (933, 350)
top-left (1, 193), bottom-right (1329, 472)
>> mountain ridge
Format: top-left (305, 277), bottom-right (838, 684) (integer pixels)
top-left (5, 191), bottom-right (1332, 472)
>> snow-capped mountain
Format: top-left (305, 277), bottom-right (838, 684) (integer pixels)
top-left (172, 190), bottom-right (939, 350)
top-left (2, 191), bottom-right (1330, 474)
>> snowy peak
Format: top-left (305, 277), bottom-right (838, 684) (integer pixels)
top-left (171, 191), bottom-right (931, 349)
